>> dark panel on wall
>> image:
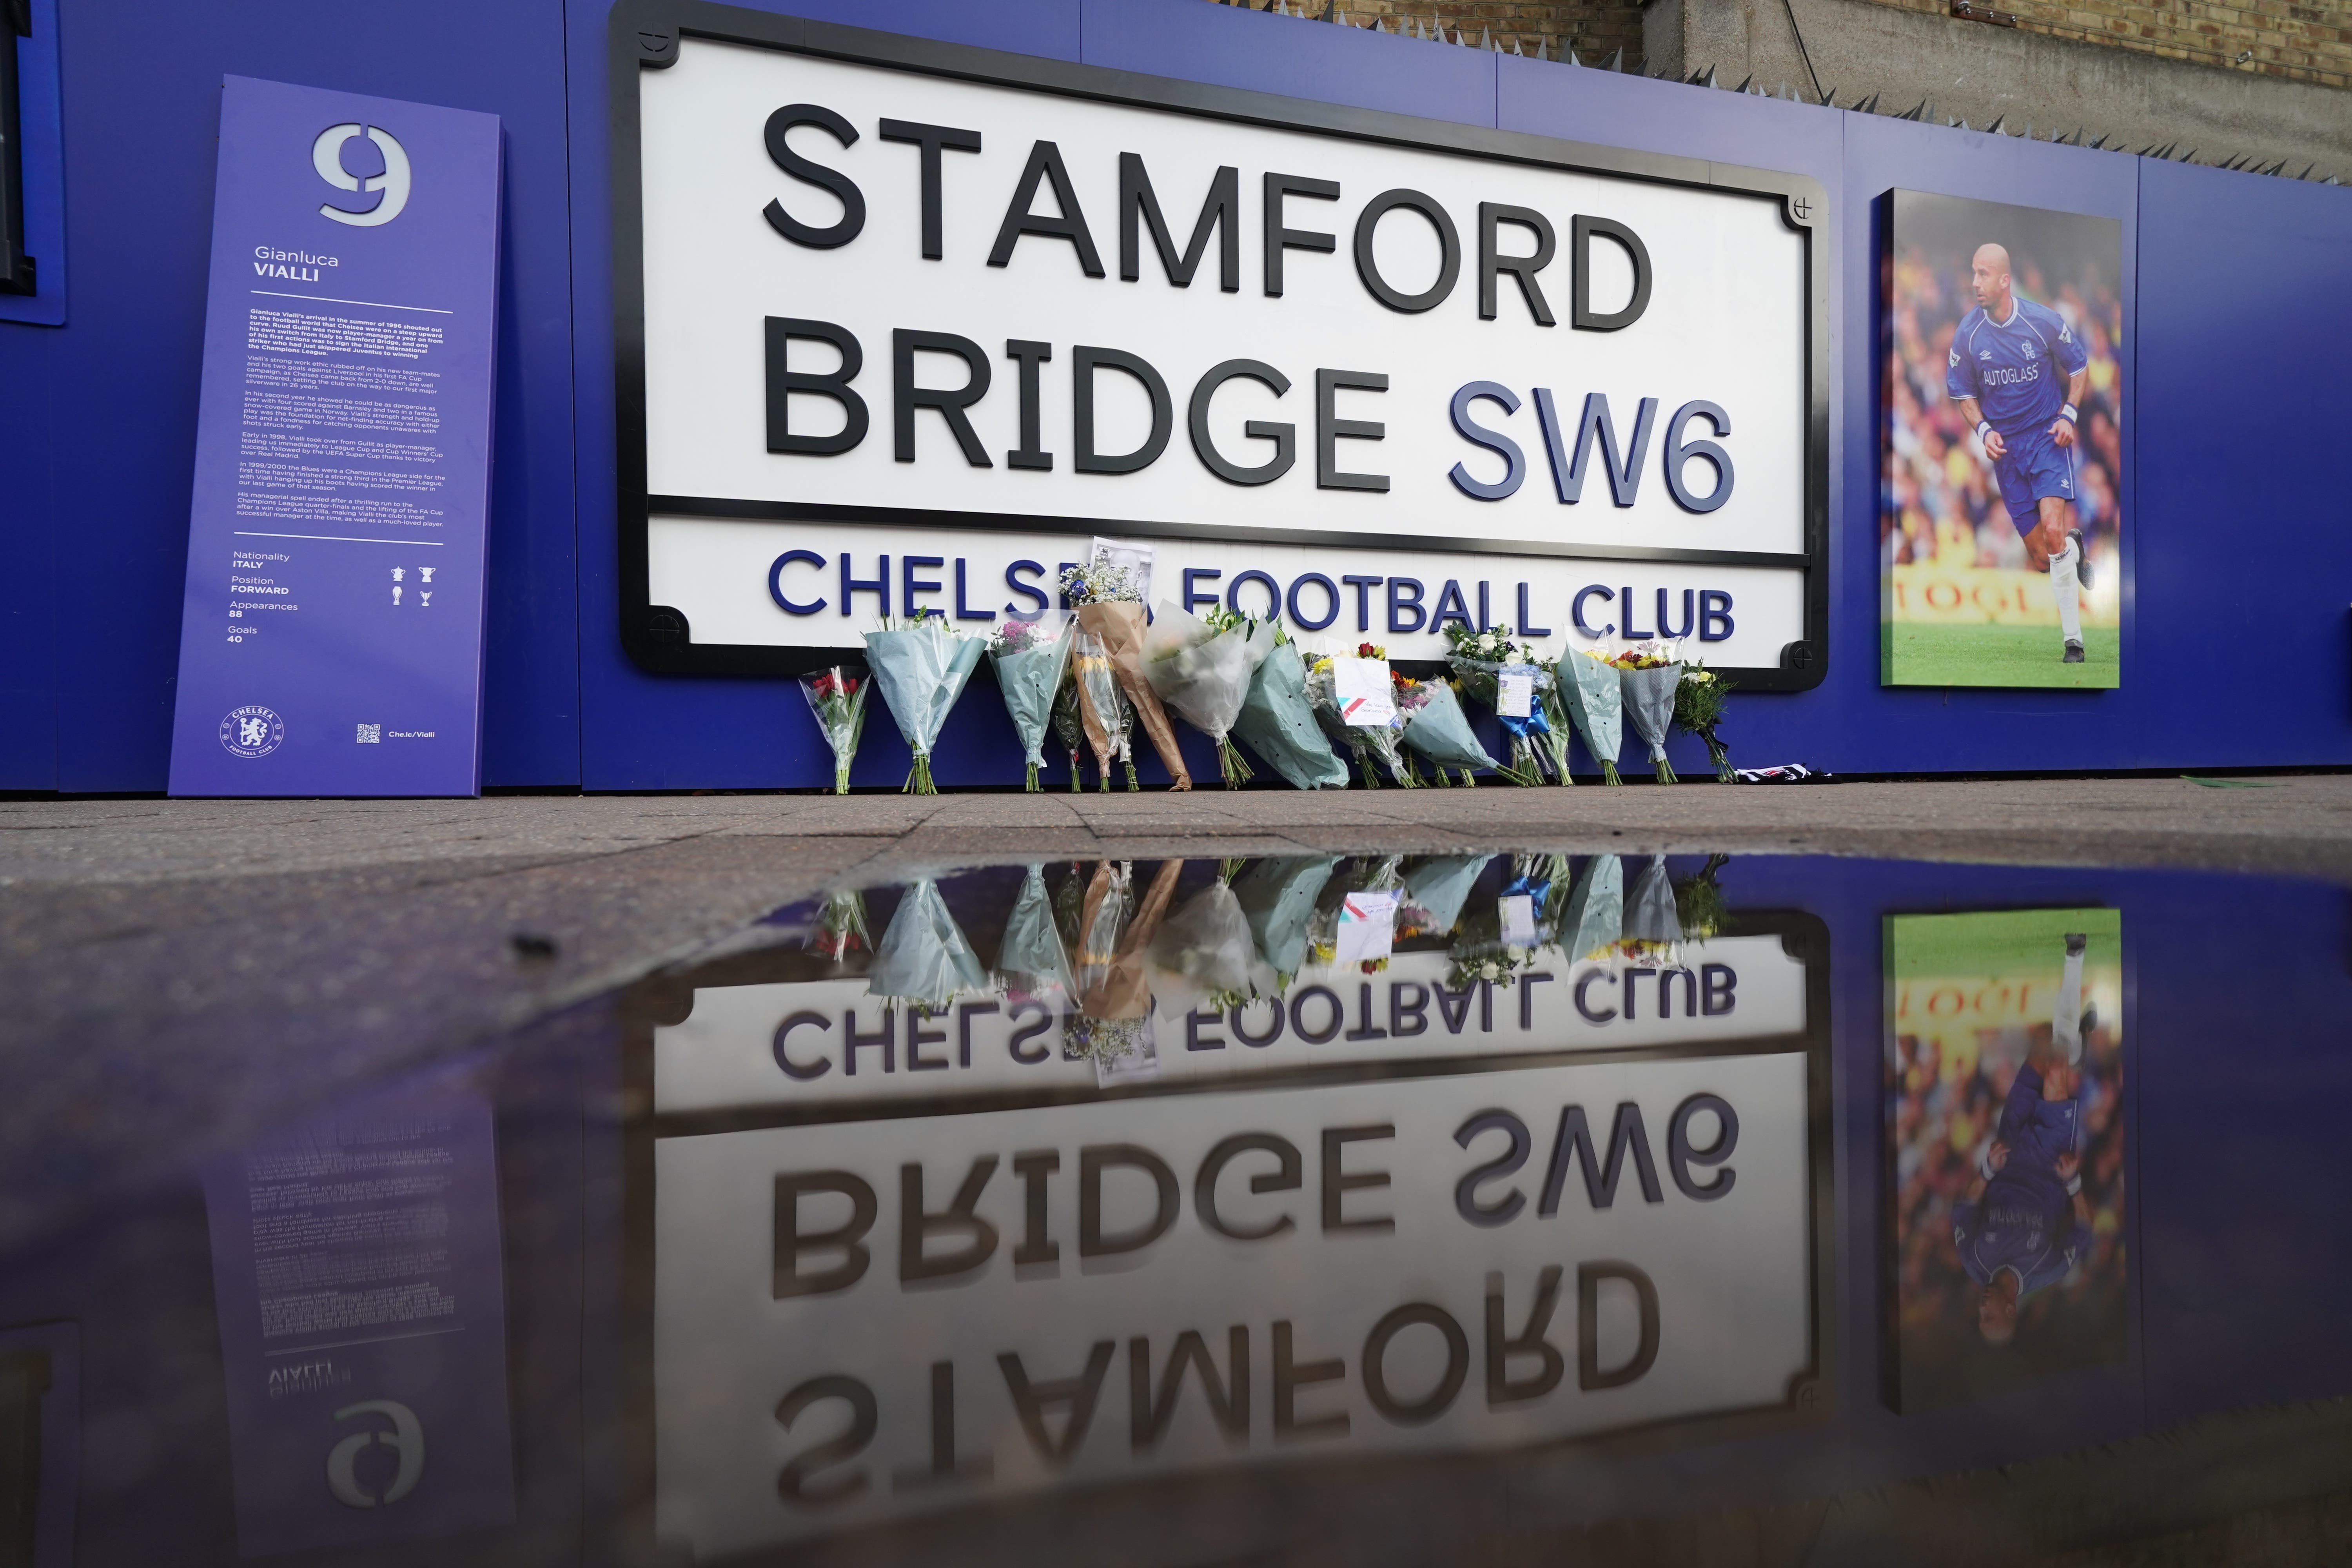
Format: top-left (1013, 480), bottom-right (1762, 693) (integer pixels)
top-left (2133, 158), bottom-right (2352, 772)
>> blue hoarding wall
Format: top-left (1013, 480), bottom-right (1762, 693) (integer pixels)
top-left (1, 0), bottom-right (2347, 791)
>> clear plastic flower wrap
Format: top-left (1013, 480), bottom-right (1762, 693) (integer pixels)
top-left (987, 618), bottom-right (1072, 793)
top-left (1230, 632), bottom-right (1347, 791)
top-left (798, 663), bottom-right (868, 795)
top-left (1673, 664), bottom-right (1737, 784)
top-left (1145, 874), bottom-right (1270, 1020)
top-left (1050, 668), bottom-right (1087, 793)
top-left (1071, 859), bottom-right (1184, 1071)
top-left (1619, 660), bottom-right (1685, 784)
top-left (1399, 679), bottom-right (1509, 786)
top-left (1071, 629), bottom-right (1133, 791)
top-left (1143, 602), bottom-right (1268, 788)
top-left (1073, 599), bottom-right (1191, 789)
top-left (866, 878), bottom-right (988, 1011)
top-left (1533, 668), bottom-right (1577, 785)
top-left (1622, 855), bottom-right (1685, 953)
top-left (1560, 650), bottom-right (1626, 784)
top-left (862, 616), bottom-right (985, 795)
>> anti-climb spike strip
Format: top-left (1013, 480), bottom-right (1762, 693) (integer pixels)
top-left (1734, 73), bottom-right (1754, 92)
top-left (1702, 65), bottom-right (1719, 87)
top-left (1602, 46), bottom-right (1623, 71)
top-left (1479, 25), bottom-right (1490, 49)
top-left (1853, 91), bottom-right (1880, 113)
top-left (1566, 46), bottom-right (1583, 65)
top-left (1984, 114), bottom-right (2005, 134)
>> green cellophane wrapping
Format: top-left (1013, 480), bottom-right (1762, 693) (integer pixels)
top-left (1399, 681), bottom-right (1504, 781)
top-left (863, 621), bottom-right (985, 795)
top-left (867, 878), bottom-right (988, 1010)
top-left (1559, 653), bottom-right (1625, 785)
top-left (1232, 640), bottom-right (1348, 790)
top-left (989, 626), bottom-right (1073, 792)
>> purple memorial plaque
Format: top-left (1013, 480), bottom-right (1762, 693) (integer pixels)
top-left (202, 1085), bottom-right (516, 1555)
top-left (167, 77), bottom-right (501, 797)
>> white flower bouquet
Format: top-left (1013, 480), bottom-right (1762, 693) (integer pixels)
top-left (1143, 602), bottom-right (1269, 788)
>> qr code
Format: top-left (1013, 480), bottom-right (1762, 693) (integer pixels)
top-left (356, 723), bottom-right (382, 744)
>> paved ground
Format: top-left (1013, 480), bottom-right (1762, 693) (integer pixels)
top-left (5, 774), bottom-right (2347, 1254)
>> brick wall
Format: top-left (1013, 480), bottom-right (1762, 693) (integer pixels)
top-left (1208, 0), bottom-right (2350, 92)
top-left (1863, 0), bottom-right (2349, 89)
top-left (1207, 0), bottom-right (1650, 73)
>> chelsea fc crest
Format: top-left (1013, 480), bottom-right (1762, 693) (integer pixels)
top-left (219, 704), bottom-right (285, 758)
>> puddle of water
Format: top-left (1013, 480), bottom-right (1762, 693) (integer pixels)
top-left (5, 851), bottom-right (2350, 1566)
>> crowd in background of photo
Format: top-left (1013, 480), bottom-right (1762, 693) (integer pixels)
top-left (1883, 248), bottom-right (2124, 584)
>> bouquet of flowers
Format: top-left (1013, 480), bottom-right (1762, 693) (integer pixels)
top-left (1604, 639), bottom-right (1685, 784)
top-left (1622, 855), bottom-right (1684, 959)
top-left (1230, 855), bottom-right (1339, 985)
top-left (1146, 873), bottom-right (1270, 1020)
top-left (1559, 854), bottom-right (1625, 962)
top-left (1443, 626), bottom-right (1556, 785)
top-left (1062, 554), bottom-right (1191, 790)
top-left (1675, 853), bottom-right (1732, 940)
top-left (988, 617), bottom-right (1072, 793)
top-left (863, 614), bottom-right (985, 795)
top-left (866, 878), bottom-right (988, 1012)
top-left (1071, 628), bottom-right (1135, 791)
top-left (994, 863), bottom-right (1072, 999)
top-left (1050, 668), bottom-right (1087, 793)
top-left (1560, 650), bottom-right (1625, 785)
top-left (1231, 629), bottom-right (1347, 790)
top-left (1399, 854), bottom-right (1494, 941)
top-left (1143, 602), bottom-right (1269, 788)
top-left (1531, 662), bottom-right (1577, 785)
top-left (1303, 855), bottom-right (1405, 973)
top-left (1673, 664), bottom-right (1737, 784)
top-left (798, 663), bottom-right (869, 795)
top-left (1069, 858), bottom-right (1184, 1071)
top-left (804, 887), bottom-right (870, 964)
top-left (1305, 645), bottom-right (1415, 789)
top-left (1400, 676), bottom-right (1527, 786)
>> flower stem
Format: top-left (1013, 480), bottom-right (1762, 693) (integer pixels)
top-left (1459, 768), bottom-right (1476, 788)
top-left (1706, 736), bottom-right (1736, 784)
top-left (1123, 757), bottom-right (1140, 792)
top-left (1219, 739), bottom-right (1253, 788)
top-left (1068, 752), bottom-right (1081, 793)
top-left (1654, 756), bottom-right (1678, 785)
top-left (1432, 763), bottom-right (1452, 787)
top-left (1025, 761), bottom-right (1040, 793)
top-left (833, 765), bottom-right (850, 795)
top-left (1601, 760), bottom-right (1623, 786)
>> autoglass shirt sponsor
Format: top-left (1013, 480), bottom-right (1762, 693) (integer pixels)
top-left (1945, 296), bottom-right (2087, 435)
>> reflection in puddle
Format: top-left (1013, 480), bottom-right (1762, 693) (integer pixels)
top-left (11, 850), bottom-right (2352, 1565)
top-left (642, 854), bottom-right (1828, 1559)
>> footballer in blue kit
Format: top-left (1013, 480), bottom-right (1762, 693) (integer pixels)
top-left (1946, 243), bottom-right (2095, 664)
top-left (1953, 932), bottom-right (2094, 1347)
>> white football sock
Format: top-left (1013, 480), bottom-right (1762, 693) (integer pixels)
top-left (2054, 946), bottom-right (2084, 1065)
top-left (2051, 539), bottom-right (2083, 644)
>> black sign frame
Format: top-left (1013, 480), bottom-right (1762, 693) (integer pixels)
top-left (609, 0), bottom-right (1833, 690)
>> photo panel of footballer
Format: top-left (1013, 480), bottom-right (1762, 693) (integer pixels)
top-left (1884, 909), bottom-right (2127, 1412)
top-left (1881, 193), bottom-right (2125, 689)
